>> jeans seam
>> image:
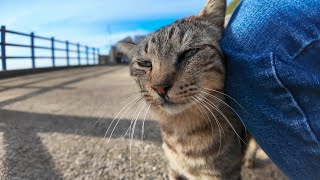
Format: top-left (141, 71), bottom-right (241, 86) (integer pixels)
top-left (293, 39), bottom-right (320, 60)
top-left (271, 53), bottom-right (320, 142)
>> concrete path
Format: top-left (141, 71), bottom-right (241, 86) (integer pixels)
top-left (0, 66), bottom-right (286, 179)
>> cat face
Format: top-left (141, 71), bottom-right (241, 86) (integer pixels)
top-left (119, 0), bottom-right (226, 115)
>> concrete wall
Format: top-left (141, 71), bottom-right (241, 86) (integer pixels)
top-left (0, 65), bottom-right (98, 80)
top-left (98, 55), bottom-right (110, 65)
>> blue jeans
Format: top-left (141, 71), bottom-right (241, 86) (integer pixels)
top-left (221, 0), bottom-right (320, 179)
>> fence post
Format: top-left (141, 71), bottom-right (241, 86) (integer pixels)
top-left (51, 37), bottom-right (55, 67)
top-left (66, 41), bottom-right (70, 66)
top-left (92, 47), bottom-right (96, 65)
top-left (30, 32), bottom-right (35, 69)
top-left (77, 43), bottom-right (81, 66)
top-left (98, 49), bottom-right (100, 65)
top-left (1, 26), bottom-right (7, 71)
top-left (85, 46), bottom-right (89, 65)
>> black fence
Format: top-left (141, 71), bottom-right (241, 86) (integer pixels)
top-left (0, 25), bottom-right (100, 71)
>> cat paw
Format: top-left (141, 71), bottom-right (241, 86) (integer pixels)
top-left (243, 157), bottom-right (255, 169)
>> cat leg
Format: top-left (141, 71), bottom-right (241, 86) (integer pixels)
top-left (168, 169), bottom-right (188, 180)
top-left (243, 138), bottom-right (258, 168)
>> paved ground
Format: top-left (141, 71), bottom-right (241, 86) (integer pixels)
top-left (0, 66), bottom-right (287, 180)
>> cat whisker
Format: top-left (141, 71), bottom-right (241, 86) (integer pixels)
top-left (122, 101), bottom-right (145, 140)
top-left (93, 100), bottom-right (113, 127)
top-left (92, 110), bottom-right (106, 127)
top-left (188, 97), bottom-right (209, 126)
top-left (104, 96), bottom-right (141, 138)
top-left (129, 102), bottom-right (146, 176)
top-left (196, 94), bottom-right (247, 145)
top-left (118, 100), bottom-right (144, 177)
top-left (130, 102), bottom-right (146, 142)
top-left (200, 90), bottom-right (247, 132)
top-left (193, 96), bottom-right (225, 138)
top-left (141, 104), bottom-right (151, 142)
top-left (202, 87), bottom-right (248, 114)
top-left (191, 96), bottom-right (224, 156)
top-left (190, 97), bottom-right (216, 137)
top-left (104, 96), bottom-right (143, 145)
top-left (119, 91), bottom-right (143, 102)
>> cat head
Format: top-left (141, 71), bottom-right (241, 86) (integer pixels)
top-left (119, 0), bottom-right (226, 115)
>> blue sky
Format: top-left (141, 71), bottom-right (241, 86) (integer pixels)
top-left (0, 0), bottom-right (233, 70)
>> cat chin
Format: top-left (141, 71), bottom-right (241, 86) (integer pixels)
top-left (160, 103), bottom-right (191, 115)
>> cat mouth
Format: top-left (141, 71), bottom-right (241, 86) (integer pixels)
top-left (160, 102), bottom-right (190, 114)
top-left (157, 97), bottom-right (191, 114)
top-left (158, 98), bottom-right (175, 107)
top-left (157, 94), bottom-right (192, 106)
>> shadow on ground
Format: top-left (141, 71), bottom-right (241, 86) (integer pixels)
top-left (0, 109), bottom-right (161, 179)
top-left (0, 66), bottom-right (161, 179)
top-left (0, 66), bottom-right (286, 180)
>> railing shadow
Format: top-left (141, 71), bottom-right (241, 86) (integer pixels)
top-left (0, 66), bottom-right (157, 179)
top-left (0, 109), bottom-right (162, 179)
top-left (3, 128), bottom-right (64, 180)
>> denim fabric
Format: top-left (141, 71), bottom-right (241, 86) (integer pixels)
top-left (221, 0), bottom-right (320, 179)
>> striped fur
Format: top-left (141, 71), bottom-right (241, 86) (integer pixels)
top-left (119, 0), bottom-right (246, 179)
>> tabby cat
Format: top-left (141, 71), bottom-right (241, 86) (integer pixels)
top-left (119, 0), bottom-right (246, 179)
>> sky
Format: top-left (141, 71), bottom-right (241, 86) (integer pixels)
top-left (0, 0), bottom-right (233, 70)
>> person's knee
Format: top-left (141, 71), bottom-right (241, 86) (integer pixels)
top-left (222, 0), bottom-right (320, 58)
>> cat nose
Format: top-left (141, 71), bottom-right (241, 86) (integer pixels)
top-left (152, 85), bottom-right (171, 96)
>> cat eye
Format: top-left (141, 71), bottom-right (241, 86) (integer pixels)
top-left (137, 60), bottom-right (152, 68)
top-left (178, 48), bottom-right (200, 63)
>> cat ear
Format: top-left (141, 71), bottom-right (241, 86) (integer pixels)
top-left (116, 42), bottom-right (137, 58)
top-left (198, 0), bottom-right (226, 27)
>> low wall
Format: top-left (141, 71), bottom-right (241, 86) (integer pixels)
top-left (0, 65), bottom-right (98, 79)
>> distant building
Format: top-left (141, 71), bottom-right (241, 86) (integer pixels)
top-left (133, 35), bottom-right (146, 43)
top-left (108, 35), bottom-right (146, 64)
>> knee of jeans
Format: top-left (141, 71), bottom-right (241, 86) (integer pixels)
top-left (222, 0), bottom-right (320, 59)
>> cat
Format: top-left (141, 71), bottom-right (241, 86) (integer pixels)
top-left (119, 0), bottom-right (247, 179)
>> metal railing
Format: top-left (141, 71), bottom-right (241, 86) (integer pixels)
top-left (0, 25), bottom-right (100, 71)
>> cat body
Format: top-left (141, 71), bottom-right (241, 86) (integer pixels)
top-left (119, 0), bottom-right (246, 179)
top-left (159, 103), bottom-right (244, 180)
